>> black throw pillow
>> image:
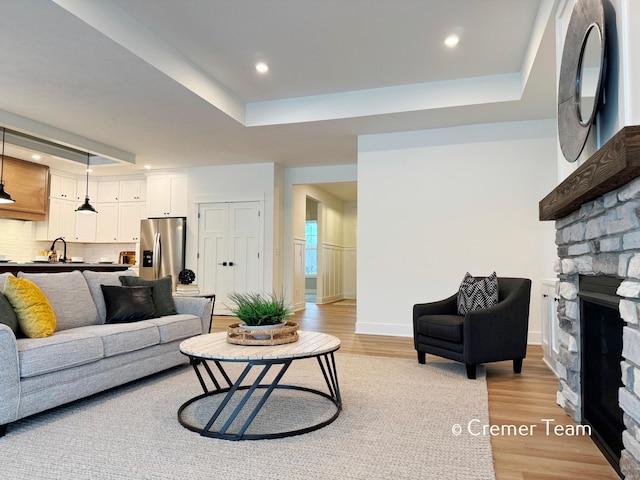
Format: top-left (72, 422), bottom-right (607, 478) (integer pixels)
top-left (100, 285), bottom-right (156, 323)
top-left (119, 275), bottom-right (177, 317)
top-left (0, 291), bottom-right (20, 335)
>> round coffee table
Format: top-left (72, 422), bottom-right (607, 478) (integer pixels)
top-left (178, 330), bottom-right (341, 440)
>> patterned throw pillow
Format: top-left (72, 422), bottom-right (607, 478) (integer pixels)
top-left (457, 272), bottom-right (499, 315)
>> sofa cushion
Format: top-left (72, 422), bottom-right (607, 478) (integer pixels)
top-left (18, 271), bottom-right (100, 330)
top-left (144, 314), bottom-right (202, 343)
top-left (416, 314), bottom-right (464, 343)
top-left (16, 332), bottom-right (104, 378)
top-left (0, 272), bottom-right (14, 292)
top-left (457, 272), bottom-right (499, 315)
top-left (82, 270), bottom-right (136, 323)
top-left (70, 322), bottom-right (160, 357)
top-left (120, 275), bottom-right (177, 317)
top-left (4, 276), bottom-right (56, 338)
top-left (101, 285), bottom-right (156, 323)
top-left (0, 291), bottom-right (19, 336)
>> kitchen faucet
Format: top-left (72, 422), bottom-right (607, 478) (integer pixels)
top-left (50, 237), bottom-right (67, 263)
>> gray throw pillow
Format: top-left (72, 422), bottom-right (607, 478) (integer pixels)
top-left (100, 285), bottom-right (156, 323)
top-left (119, 275), bottom-right (177, 317)
top-left (457, 272), bottom-right (499, 315)
top-left (0, 291), bottom-right (19, 335)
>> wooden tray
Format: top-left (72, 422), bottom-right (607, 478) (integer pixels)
top-left (226, 321), bottom-right (299, 345)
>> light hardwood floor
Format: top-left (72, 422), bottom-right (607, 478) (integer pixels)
top-left (211, 302), bottom-right (619, 480)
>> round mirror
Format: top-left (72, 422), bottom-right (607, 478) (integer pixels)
top-left (558, 0), bottom-right (606, 163)
top-left (577, 25), bottom-right (604, 125)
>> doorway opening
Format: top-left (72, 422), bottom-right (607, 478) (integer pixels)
top-left (291, 182), bottom-right (356, 311)
top-left (305, 197), bottom-right (319, 303)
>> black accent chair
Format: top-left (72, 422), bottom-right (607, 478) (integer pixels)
top-left (412, 277), bottom-right (531, 379)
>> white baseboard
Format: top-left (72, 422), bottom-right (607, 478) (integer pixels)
top-left (355, 322), bottom-right (413, 337)
top-left (527, 331), bottom-right (542, 345)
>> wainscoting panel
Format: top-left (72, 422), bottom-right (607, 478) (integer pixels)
top-left (321, 244), bottom-right (344, 304)
top-left (293, 238), bottom-right (306, 311)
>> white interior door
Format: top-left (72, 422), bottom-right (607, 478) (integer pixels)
top-left (198, 201), bottom-right (262, 314)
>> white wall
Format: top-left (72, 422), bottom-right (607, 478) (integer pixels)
top-left (356, 120), bottom-right (558, 341)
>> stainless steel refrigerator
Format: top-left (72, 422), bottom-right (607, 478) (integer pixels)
top-left (139, 217), bottom-right (186, 291)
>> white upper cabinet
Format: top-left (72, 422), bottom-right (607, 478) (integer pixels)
top-left (119, 180), bottom-right (146, 202)
top-left (43, 175), bottom-right (147, 243)
top-left (50, 175), bottom-right (76, 200)
top-left (76, 179), bottom-right (98, 202)
top-left (146, 175), bottom-right (187, 217)
top-left (97, 181), bottom-right (120, 202)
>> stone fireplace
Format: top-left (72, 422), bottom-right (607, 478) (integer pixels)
top-left (540, 126), bottom-right (640, 478)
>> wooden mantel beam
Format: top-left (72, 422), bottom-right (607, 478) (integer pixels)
top-left (539, 125), bottom-right (640, 221)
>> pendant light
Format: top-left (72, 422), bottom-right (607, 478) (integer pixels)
top-left (0, 128), bottom-right (15, 204)
top-left (76, 152), bottom-right (97, 214)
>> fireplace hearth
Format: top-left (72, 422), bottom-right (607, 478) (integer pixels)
top-left (580, 275), bottom-right (624, 473)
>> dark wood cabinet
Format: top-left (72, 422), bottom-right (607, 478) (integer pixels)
top-left (0, 156), bottom-right (49, 221)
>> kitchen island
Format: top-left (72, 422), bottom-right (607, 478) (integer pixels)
top-left (0, 263), bottom-right (130, 276)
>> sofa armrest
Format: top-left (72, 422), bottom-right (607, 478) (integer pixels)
top-left (173, 296), bottom-right (213, 334)
top-left (0, 324), bottom-right (20, 426)
top-left (413, 293), bottom-right (458, 320)
top-left (463, 280), bottom-right (531, 364)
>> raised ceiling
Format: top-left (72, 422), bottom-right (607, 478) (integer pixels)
top-left (0, 0), bottom-right (556, 178)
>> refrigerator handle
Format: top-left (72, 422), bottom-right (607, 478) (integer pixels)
top-left (153, 232), bottom-right (161, 279)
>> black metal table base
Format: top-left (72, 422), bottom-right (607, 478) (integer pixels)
top-left (178, 352), bottom-right (341, 440)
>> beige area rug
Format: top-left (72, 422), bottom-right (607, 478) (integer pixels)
top-left (333, 299), bottom-right (356, 306)
top-left (0, 354), bottom-right (494, 480)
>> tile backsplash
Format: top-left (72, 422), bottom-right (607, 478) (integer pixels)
top-left (0, 218), bottom-right (137, 264)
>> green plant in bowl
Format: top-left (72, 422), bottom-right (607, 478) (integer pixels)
top-left (228, 291), bottom-right (291, 327)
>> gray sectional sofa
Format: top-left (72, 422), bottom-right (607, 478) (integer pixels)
top-left (0, 269), bottom-right (212, 436)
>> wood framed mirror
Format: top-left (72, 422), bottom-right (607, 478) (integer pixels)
top-left (558, 0), bottom-right (606, 163)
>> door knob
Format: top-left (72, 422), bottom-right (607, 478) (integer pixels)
top-left (218, 262), bottom-right (227, 266)
top-left (228, 262), bottom-right (234, 266)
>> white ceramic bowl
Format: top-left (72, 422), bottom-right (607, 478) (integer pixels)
top-left (0, 254), bottom-right (6, 261)
top-left (71, 256), bottom-right (83, 262)
top-left (35, 255), bottom-right (49, 262)
top-left (99, 257), bottom-right (111, 263)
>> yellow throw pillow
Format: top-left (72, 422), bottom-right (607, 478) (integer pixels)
top-left (3, 276), bottom-right (56, 338)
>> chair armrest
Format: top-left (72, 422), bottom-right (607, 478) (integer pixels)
top-left (173, 296), bottom-right (213, 334)
top-left (463, 279), bottom-right (531, 364)
top-left (413, 293), bottom-right (458, 320)
top-left (0, 324), bottom-right (20, 426)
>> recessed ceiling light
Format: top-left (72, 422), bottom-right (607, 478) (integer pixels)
top-left (32, 154), bottom-right (41, 160)
top-left (444, 34), bottom-right (460, 47)
top-left (143, 164), bottom-right (151, 170)
top-left (255, 62), bottom-right (269, 74)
